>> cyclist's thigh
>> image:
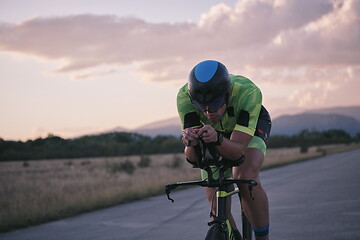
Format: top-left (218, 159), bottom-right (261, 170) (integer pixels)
top-left (233, 146), bottom-right (264, 180)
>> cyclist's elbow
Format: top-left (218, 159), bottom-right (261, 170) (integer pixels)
top-left (225, 152), bottom-right (244, 161)
top-left (218, 147), bottom-right (243, 161)
top-left (218, 138), bottom-right (247, 160)
top-left (218, 143), bottom-right (245, 161)
top-left (184, 146), bottom-right (198, 162)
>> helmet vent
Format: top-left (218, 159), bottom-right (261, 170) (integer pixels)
top-left (194, 60), bottom-right (218, 83)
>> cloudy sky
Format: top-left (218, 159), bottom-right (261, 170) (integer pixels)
top-left (0, 0), bottom-right (359, 140)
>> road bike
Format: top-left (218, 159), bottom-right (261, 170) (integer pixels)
top-left (166, 142), bottom-right (257, 240)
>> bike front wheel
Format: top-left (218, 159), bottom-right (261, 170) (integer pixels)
top-left (205, 223), bottom-right (227, 240)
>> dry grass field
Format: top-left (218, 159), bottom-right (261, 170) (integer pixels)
top-left (1, 143), bottom-right (359, 232)
top-left (0, 153), bottom-right (199, 232)
top-left (264, 143), bottom-right (360, 169)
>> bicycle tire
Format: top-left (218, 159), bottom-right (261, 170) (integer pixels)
top-left (205, 223), bottom-right (227, 240)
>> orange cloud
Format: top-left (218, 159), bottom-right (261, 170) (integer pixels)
top-left (0, 1), bottom-right (358, 72)
top-left (0, 0), bottom-right (359, 109)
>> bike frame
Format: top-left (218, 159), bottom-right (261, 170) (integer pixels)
top-left (166, 143), bottom-right (257, 240)
top-left (166, 179), bottom-right (256, 240)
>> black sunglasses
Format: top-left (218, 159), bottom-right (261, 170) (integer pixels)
top-left (193, 96), bottom-right (226, 113)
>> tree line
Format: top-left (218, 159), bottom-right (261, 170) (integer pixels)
top-left (267, 129), bottom-right (359, 148)
top-left (0, 129), bottom-right (359, 161)
top-left (0, 132), bottom-right (183, 161)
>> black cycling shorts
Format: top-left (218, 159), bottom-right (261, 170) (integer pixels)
top-left (254, 106), bottom-right (272, 144)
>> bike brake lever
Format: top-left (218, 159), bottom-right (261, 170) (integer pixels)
top-left (248, 180), bottom-right (257, 200)
top-left (249, 187), bottom-right (255, 200)
top-left (165, 184), bottom-right (177, 203)
top-left (167, 193), bottom-right (175, 203)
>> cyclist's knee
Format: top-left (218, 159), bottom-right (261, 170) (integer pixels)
top-left (233, 148), bottom-right (264, 180)
top-left (233, 163), bottom-right (260, 180)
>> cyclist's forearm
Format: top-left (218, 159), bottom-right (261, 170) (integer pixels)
top-left (184, 146), bottom-right (198, 162)
top-left (216, 138), bottom-right (246, 160)
top-left (215, 130), bottom-right (252, 160)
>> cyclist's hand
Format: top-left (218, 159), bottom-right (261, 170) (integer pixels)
top-left (182, 128), bottom-right (200, 147)
top-left (198, 125), bottom-right (218, 144)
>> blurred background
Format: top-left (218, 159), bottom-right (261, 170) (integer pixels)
top-left (0, 0), bottom-right (359, 234)
top-left (0, 0), bottom-right (359, 141)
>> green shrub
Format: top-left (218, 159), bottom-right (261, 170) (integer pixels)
top-left (64, 161), bottom-right (73, 167)
top-left (300, 143), bottom-right (308, 153)
top-left (170, 155), bottom-right (182, 169)
top-left (80, 160), bottom-right (91, 165)
top-left (316, 148), bottom-right (327, 156)
top-left (108, 160), bottom-right (136, 175)
top-left (138, 155), bottom-right (151, 168)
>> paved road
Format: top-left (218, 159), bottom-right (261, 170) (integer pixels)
top-left (1, 149), bottom-right (360, 240)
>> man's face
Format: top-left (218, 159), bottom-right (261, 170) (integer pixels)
top-left (193, 96), bottom-right (225, 112)
top-left (203, 103), bottom-right (227, 123)
top-left (193, 95), bottom-right (227, 122)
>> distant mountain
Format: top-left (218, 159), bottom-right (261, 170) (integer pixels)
top-left (135, 117), bottom-right (180, 130)
top-left (99, 106), bottom-right (360, 138)
top-left (305, 106), bottom-right (360, 122)
top-left (102, 117), bottom-right (182, 138)
top-left (271, 113), bottom-right (360, 136)
top-left (271, 105), bottom-right (360, 136)
top-left (135, 124), bottom-right (181, 137)
top-left (71, 126), bottom-right (129, 138)
top-left (102, 126), bottom-right (128, 133)
top-left (134, 117), bottom-right (181, 137)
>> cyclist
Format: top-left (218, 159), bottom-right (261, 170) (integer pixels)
top-left (177, 60), bottom-right (271, 240)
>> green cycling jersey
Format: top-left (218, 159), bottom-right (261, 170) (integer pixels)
top-left (177, 74), bottom-right (263, 137)
top-left (177, 74), bottom-right (268, 180)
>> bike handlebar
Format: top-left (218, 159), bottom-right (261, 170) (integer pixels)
top-left (165, 179), bottom-right (257, 203)
top-left (166, 140), bottom-right (257, 203)
top-left (193, 138), bottom-right (245, 168)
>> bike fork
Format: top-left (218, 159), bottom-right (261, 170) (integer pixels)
top-left (216, 186), bottom-right (239, 240)
top-left (207, 186), bottom-right (231, 240)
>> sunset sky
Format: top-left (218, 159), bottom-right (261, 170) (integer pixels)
top-left (0, 0), bottom-right (359, 141)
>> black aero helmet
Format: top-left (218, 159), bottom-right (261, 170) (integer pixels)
top-left (188, 60), bottom-right (231, 105)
